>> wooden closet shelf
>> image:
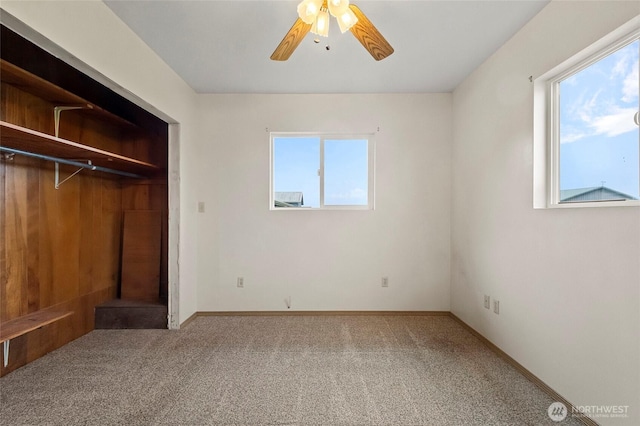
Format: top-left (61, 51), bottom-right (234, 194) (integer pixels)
top-left (1, 60), bottom-right (136, 128)
top-left (1, 121), bottom-right (160, 176)
top-left (0, 310), bottom-right (74, 343)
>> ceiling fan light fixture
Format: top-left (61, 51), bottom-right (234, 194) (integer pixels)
top-left (328, 0), bottom-right (350, 18)
top-left (337, 8), bottom-right (358, 33)
top-left (271, 2), bottom-right (393, 61)
top-left (310, 7), bottom-right (330, 37)
top-left (297, 0), bottom-right (323, 24)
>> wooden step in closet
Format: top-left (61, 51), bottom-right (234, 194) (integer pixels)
top-left (0, 25), bottom-right (169, 376)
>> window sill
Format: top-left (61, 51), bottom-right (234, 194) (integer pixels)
top-left (545, 200), bottom-right (640, 209)
top-left (270, 206), bottom-right (374, 211)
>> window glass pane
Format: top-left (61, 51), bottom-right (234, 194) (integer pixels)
top-left (558, 39), bottom-right (639, 202)
top-left (273, 137), bottom-right (320, 208)
top-left (324, 139), bottom-right (369, 206)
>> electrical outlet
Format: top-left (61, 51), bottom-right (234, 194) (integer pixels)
top-left (198, 201), bottom-right (205, 213)
top-left (237, 277), bottom-right (244, 288)
top-left (484, 295), bottom-right (490, 309)
top-left (493, 300), bottom-right (500, 314)
top-left (381, 277), bottom-right (389, 287)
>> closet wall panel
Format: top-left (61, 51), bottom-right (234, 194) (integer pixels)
top-left (0, 83), bottom-right (121, 376)
top-left (1, 25), bottom-right (168, 375)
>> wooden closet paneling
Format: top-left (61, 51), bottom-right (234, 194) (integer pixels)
top-left (0, 83), bottom-right (122, 376)
top-left (122, 180), bottom-right (168, 301)
top-left (1, 26), bottom-right (169, 374)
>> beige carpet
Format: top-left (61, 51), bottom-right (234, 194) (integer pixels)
top-left (0, 315), bottom-right (582, 425)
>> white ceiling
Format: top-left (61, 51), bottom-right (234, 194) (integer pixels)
top-left (103, 0), bottom-right (549, 94)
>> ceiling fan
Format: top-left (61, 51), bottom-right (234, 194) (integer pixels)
top-left (271, 0), bottom-right (394, 61)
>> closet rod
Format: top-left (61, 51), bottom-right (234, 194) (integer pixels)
top-left (0, 147), bottom-right (143, 179)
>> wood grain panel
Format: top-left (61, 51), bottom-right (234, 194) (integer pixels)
top-left (0, 161), bottom-right (122, 376)
top-left (270, 18), bottom-right (311, 61)
top-left (1, 60), bottom-right (135, 129)
top-left (97, 180), bottom-right (122, 294)
top-left (26, 164), bottom-right (40, 312)
top-left (122, 181), bottom-right (168, 301)
top-left (37, 162), bottom-right (54, 309)
top-left (4, 155), bottom-right (29, 320)
top-left (122, 182), bottom-right (150, 210)
top-left (79, 173), bottom-right (96, 297)
top-left (0, 84), bottom-right (123, 375)
top-left (122, 179), bottom-right (168, 210)
top-left (1, 58), bottom-right (167, 376)
top-left (59, 111), bottom-right (122, 157)
top-left (119, 128), bottom-right (160, 168)
top-left (120, 210), bottom-right (162, 302)
top-left (50, 163), bottom-right (81, 306)
top-left (1, 81), bottom-right (55, 134)
top-left (348, 5), bottom-right (394, 61)
top-left (0, 158), bottom-right (6, 322)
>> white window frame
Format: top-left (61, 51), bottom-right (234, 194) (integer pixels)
top-left (269, 132), bottom-right (375, 210)
top-left (533, 19), bottom-right (640, 209)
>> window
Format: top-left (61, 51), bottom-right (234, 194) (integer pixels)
top-left (270, 133), bottom-right (374, 209)
top-left (535, 25), bottom-right (640, 208)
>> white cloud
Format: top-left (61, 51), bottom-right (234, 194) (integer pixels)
top-left (621, 60), bottom-right (639, 103)
top-left (577, 90), bottom-right (601, 122)
top-left (560, 130), bottom-right (590, 144)
top-left (563, 74), bottom-right (578, 87)
top-left (562, 99), bottom-right (637, 144)
top-left (590, 106), bottom-right (638, 137)
top-left (611, 48), bottom-right (632, 79)
top-left (560, 42), bottom-right (638, 144)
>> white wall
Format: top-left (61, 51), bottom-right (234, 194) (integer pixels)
top-left (196, 94), bottom-right (452, 311)
top-left (1, 0), bottom-right (201, 325)
top-left (451, 1), bottom-right (640, 424)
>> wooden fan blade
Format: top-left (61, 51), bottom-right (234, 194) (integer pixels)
top-left (271, 18), bottom-right (312, 61)
top-left (348, 4), bottom-right (394, 61)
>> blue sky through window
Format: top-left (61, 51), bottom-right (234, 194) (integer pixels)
top-left (559, 39), bottom-right (639, 199)
top-left (273, 137), bottom-right (320, 207)
top-left (272, 136), bottom-right (369, 208)
top-left (324, 139), bottom-right (368, 206)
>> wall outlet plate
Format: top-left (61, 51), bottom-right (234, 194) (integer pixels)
top-left (493, 300), bottom-right (500, 314)
top-left (484, 295), bottom-right (490, 309)
top-left (237, 277), bottom-right (244, 288)
top-left (381, 277), bottom-right (389, 287)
